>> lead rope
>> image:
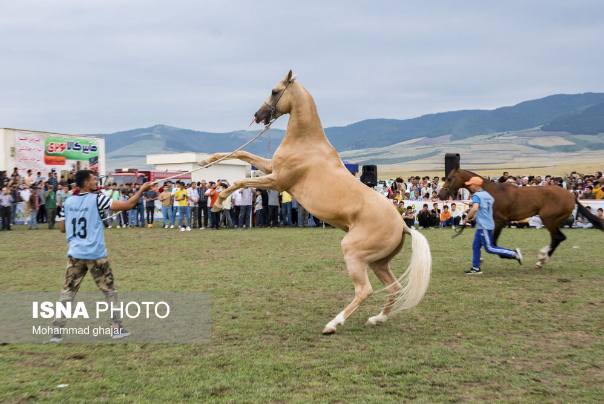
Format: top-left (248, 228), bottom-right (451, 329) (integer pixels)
top-left (104, 124), bottom-right (271, 221)
top-left (267, 125), bottom-right (271, 159)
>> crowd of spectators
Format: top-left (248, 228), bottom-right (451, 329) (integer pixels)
top-left (380, 171), bottom-right (603, 203)
top-left (0, 168), bottom-right (324, 231)
top-left (1, 168), bottom-right (602, 232)
top-left (381, 170), bottom-right (603, 230)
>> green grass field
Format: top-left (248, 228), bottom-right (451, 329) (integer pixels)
top-left (1, 224), bottom-right (603, 402)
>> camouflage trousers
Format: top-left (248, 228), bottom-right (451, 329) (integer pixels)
top-left (52, 257), bottom-right (121, 327)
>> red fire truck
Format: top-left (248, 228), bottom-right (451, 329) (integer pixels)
top-left (105, 169), bottom-right (191, 186)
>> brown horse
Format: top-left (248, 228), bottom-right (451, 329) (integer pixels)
top-left (439, 165), bottom-right (604, 268)
top-left (199, 71), bottom-right (432, 334)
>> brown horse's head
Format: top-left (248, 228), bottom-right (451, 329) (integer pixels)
top-left (438, 162), bottom-right (463, 200)
top-left (254, 70), bottom-right (297, 125)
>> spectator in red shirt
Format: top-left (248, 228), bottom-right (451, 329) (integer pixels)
top-left (205, 182), bottom-right (220, 230)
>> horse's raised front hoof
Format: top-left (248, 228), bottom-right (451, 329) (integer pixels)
top-left (210, 204), bottom-right (223, 213)
top-left (322, 326), bottom-right (336, 335)
top-left (197, 159), bottom-right (209, 167)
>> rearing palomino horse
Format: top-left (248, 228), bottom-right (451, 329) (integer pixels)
top-left (439, 165), bottom-right (604, 268)
top-left (199, 71), bottom-right (431, 334)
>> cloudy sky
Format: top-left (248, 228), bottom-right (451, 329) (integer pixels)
top-left (1, 0), bottom-right (602, 135)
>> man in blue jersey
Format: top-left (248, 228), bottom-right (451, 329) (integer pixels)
top-left (51, 170), bottom-right (152, 342)
top-left (462, 177), bottom-right (523, 275)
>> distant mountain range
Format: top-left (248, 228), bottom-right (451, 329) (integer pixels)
top-left (86, 92), bottom-right (604, 172)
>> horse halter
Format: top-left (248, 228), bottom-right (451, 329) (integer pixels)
top-left (440, 182), bottom-right (455, 198)
top-left (263, 77), bottom-right (294, 125)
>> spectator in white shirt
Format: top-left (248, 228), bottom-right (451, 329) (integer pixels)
top-left (187, 182), bottom-right (199, 228)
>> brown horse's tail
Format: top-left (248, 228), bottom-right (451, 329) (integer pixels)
top-left (575, 199), bottom-right (604, 231)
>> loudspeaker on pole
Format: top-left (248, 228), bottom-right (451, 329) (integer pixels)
top-left (361, 165), bottom-right (378, 187)
top-left (444, 153), bottom-right (460, 178)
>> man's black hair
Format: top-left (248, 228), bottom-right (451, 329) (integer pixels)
top-left (423, 204), bottom-right (428, 208)
top-left (75, 170), bottom-right (95, 189)
top-left (451, 202), bottom-right (456, 206)
top-left (209, 181), bottom-right (216, 185)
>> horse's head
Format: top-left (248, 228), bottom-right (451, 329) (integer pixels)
top-left (254, 70), bottom-right (297, 125)
top-left (438, 162), bottom-right (462, 199)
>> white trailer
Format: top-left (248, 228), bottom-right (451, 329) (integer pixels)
top-left (0, 128), bottom-right (106, 180)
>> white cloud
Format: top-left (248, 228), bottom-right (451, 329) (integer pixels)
top-left (0, 0), bottom-right (602, 134)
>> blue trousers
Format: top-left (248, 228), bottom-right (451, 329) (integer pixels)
top-left (170, 206), bottom-right (179, 226)
top-left (282, 202), bottom-right (292, 226)
top-left (178, 206), bottom-right (190, 228)
top-left (137, 204), bottom-right (144, 225)
top-left (161, 206), bottom-right (171, 227)
top-left (129, 209), bottom-right (138, 226)
top-left (441, 218), bottom-right (454, 228)
top-left (207, 206), bottom-right (213, 227)
top-left (256, 209), bottom-right (264, 226)
top-left (472, 229), bottom-right (516, 269)
top-left (28, 210), bottom-right (38, 229)
top-left (239, 205), bottom-right (252, 229)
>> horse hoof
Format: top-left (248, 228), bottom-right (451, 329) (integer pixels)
top-left (210, 205), bottom-right (223, 213)
top-left (535, 262), bottom-right (543, 269)
top-left (322, 327), bottom-right (336, 335)
top-left (366, 312), bottom-right (388, 326)
top-left (197, 160), bottom-right (209, 167)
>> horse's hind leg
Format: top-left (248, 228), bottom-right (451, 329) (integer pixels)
top-left (536, 227), bottom-right (566, 269)
top-left (365, 236), bottom-right (405, 326)
top-left (366, 260), bottom-right (401, 326)
top-left (322, 255), bottom-right (372, 335)
top-left (536, 212), bottom-right (568, 269)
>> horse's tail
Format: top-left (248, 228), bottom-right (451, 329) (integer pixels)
top-left (575, 199), bottom-right (604, 231)
top-left (388, 227), bottom-right (432, 314)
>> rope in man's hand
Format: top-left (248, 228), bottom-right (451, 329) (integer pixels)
top-left (451, 223), bottom-right (467, 239)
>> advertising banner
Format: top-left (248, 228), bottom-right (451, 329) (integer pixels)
top-left (15, 130), bottom-right (101, 181)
